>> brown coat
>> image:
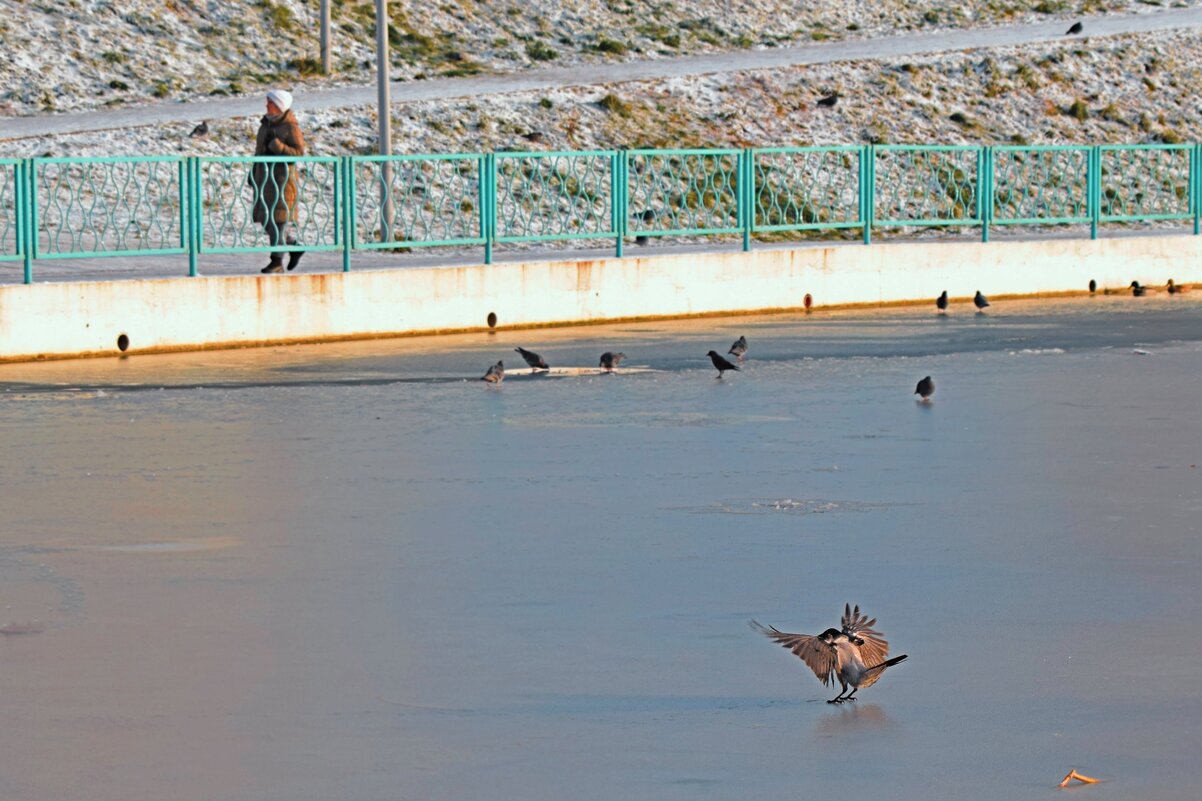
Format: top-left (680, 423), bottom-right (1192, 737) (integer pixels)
top-left (249, 109), bottom-right (306, 225)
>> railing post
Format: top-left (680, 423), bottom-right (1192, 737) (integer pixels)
top-left (612, 151), bottom-right (623, 258)
top-left (618, 150), bottom-right (629, 258)
top-left (182, 157), bottom-right (197, 277)
top-left (15, 160), bottom-right (25, 284)
top-left (192, 157), bottom-right (203, 276)
top-left (980, 146), bottom-right (991, 243)
top-left (861, 145), bottom-right (873, 245)
top-left (342, 156), bottom-right (354, 272)
top-left (1089, 145), bottom-right (1101, 240)
top-left (1194, 142), bottom-right (1200, 236)
top-left (481, 153), bottom-right (494, 265)
top-left (24, 158), bottom-right (35, 284)
top-left (741, 148), bottom-right (753, 252)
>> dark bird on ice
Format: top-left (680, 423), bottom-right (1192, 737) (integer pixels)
top-left (514, 346), bottom-right (549, 370)
top-left (599, 351), bottom-right (625, 371)
top-left (1066, 21), bottom-right (1083, 35)
top-left (1130, 281), bottom-right (1146, 297)
top-left (974, 290), bottom-right (990, 311)
top-left (1167, 279), bottom-right (1187, 294)
top-left (1088, 279), bottom-right (1097, 294)
top-left (189, 120), bottom-right (210, 137)
top-left (481, 360), bottom-right (505, 383)
top-left (751, 604), bottom-right (908, 704)
top-left (915, 375), bottom-right (935, 401)
top-left (707, 350), bottom-right (740, 376)
top-left (816, 92), bottom-right (838, 108)
top-left (936, 290), bottom-right (948, 313)
top-left (728, 335), bottom-right (748, 360)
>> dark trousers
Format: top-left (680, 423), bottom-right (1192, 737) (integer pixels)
top-left (264, 219), bottom-right (290, 266)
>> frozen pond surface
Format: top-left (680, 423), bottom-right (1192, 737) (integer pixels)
top-left (1, 294), bottom-right (1201, 800)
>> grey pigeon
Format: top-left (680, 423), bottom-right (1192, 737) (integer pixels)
top-left (817, 92), bottom-right (838, 108)
top-left (1130, 281), bottom-right (1145, 297)
top-left (751, 604), bottom-right (908, 704)
top-left (1088, 279), bottom-right (1097, 294)
top-left (190, 120), bottom-right (209, 137)
top-left (599, 351), bottom-right (625, 371)
top-left (481, 360), bottom-right (505, 383)
top-left (974, 290), bottom-right (990, 311)
top-left (915, 375), bottom-right (935, 401)
top-left (936, 290), bottom-right (948, 312)
top-left (1066, 21), bottom-right (1083, 35)
top-left (707, 350), bottom-right (740, 376)
top-left (514, 346), bottom-right (549, 370)
top-left (728, 335), bottom-right (748, 360)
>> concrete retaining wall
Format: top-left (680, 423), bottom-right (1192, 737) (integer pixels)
top-left (2, 234), bottom-right (1201, 362)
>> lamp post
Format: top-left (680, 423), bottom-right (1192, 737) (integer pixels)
top-left (320, 0), bottom-right (331, 74)
top-left (376, 0), bottom-right (393, 241)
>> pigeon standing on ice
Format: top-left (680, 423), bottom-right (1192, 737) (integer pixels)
top-left (599, 352), bottom-right (625, 371)
top-left (728, 336), bottom-right (748, 360)
top-left (514, 347), bottom-right (549, 370)
top-left (1066, 21), bottom-right (1083, 35)
top-left (1130, 281), bottom-right (1146, 297)
top-left (915, 375), bottom-right (935, 401)
top-left (936, 291), bottom-right (948, 313)
top-left (190, 121), bottom-right (210, 137)
top-left (974, 290), bottom-right (990, 311)
top-left (751, 604), bottom-right (908, 704)
top-left (707, 350), bottom-right (740, 377)
top-left (481, 360), bottom-right (505, 384)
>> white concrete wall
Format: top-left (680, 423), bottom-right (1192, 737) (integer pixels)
top-left (3, 234), bottom-right (1201, 362)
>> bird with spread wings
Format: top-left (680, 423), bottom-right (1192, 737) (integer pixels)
top-left (751, 604), bottom-right (907, 703)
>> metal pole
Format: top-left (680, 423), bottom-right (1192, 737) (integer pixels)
top-left (376, 0), bottom-right (393, 242)
top-left (18, 160), bottom-right (31, 284)
top-left (320, 0), bottom-right (332, 74)
top-left (182, 158), bottom-right (197, 276)
top-left (341, 156), bottom-right (352, 272)
top-left (25, 159), bottom-right (35, 284)
top-left (741, 148), bottom-right (752, 252)
top-left (1187, 142), bottom-right (1197, 235)
top-left (1090, 145), bottom-right (1100, 240)
top-left (980, 146), bottom-right (990, 244)
top-left (862, 145), bottom-right (873, 246)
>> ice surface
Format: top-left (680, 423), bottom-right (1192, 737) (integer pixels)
top-left (1, 295), bottom-right (1200, 800)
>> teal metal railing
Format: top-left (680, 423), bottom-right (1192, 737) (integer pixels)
top-left (0, 159), bottom-right (24, 273)
top-left (626, 148), bottom-right (743, 241)
top-left (32, 156), bottom-right (187, 260)
top-left (494, 151), bottom-right (617, 244)
top-left (1, 143), bottom-right (1200, 283)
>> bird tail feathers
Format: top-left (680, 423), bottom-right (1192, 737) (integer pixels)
top-left (864, 654), bottom-right (908, 675)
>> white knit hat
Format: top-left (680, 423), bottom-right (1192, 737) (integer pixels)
top-left (265, 89), bottom-right (293, 113)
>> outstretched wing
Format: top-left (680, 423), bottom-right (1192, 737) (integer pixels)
top-left (841, 603), bottom-right (890, 668)
top-left (750, 620), bottom-right (835, 686)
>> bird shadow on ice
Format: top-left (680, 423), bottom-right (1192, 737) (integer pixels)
top-left (811, 703), bottom-right (896, 736)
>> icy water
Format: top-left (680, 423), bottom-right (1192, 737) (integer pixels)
top-left (1, 294), bottom-right (1201, 800)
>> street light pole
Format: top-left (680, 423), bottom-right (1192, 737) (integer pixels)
top-left (320, 0), bottom-right (331, 74)
top-left (375, 0), bottom-right (393, 241)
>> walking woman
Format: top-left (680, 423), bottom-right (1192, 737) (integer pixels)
top-left (250, 89), bottom-right (306, 273)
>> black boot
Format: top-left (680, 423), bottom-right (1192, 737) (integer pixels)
top-left (286, 251), bottom-right (305, 271)
top-left (261, 255), bottom-right (284, 274)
